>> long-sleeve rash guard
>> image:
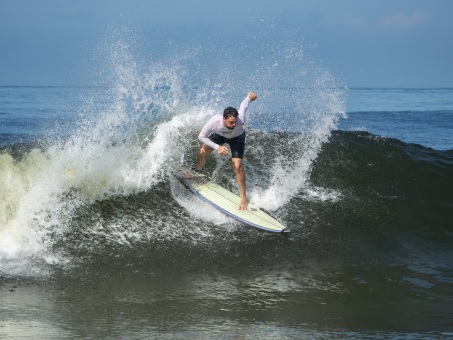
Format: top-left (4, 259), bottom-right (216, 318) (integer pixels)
top-left (198, 96), bottom-right (251, 150)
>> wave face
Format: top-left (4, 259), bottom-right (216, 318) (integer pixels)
top-left (2, 129), bottom-right (452, 277)
top-left (310, 131), bottom-right (453, 262)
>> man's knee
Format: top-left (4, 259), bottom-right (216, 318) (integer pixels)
top-left (199, 145), bottom-right (213, 156)
top-left (232, 159), bottom-right (243, 173)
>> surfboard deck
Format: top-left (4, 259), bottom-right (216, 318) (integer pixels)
top-left (175, 173), bottom-right (290, 234)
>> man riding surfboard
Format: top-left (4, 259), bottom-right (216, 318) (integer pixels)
top-left (193, 92), bottom-right (257, 210)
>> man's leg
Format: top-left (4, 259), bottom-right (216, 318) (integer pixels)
top-left (196, 144), bottom-right (214, 170)
top-left (232, 158), bottom-right (247, 210)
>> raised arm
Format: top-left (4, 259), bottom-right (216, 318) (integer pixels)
top-left (237, 92), bottom-right (257, 124)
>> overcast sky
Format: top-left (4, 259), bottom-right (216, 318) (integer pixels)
top-left (1, 0), bottom-right (452, 87)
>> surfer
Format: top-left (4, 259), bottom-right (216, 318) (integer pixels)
top-left (193, 92), bottom-right (257, 210)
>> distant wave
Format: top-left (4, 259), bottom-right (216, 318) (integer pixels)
top-left (347, 109), bottom-right (453, 114)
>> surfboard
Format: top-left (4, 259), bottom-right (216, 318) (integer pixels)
top-left (176, 174), bottom-right (290, 234)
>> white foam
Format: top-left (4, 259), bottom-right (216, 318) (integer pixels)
top-left (302, 187), bottom-right (342, 203)
top-left (249, 84), bottom-right (346, 211)
top-left (169, 176), bottom-right (232, 226)
top-left (0, 43), bottom-right (194, 271)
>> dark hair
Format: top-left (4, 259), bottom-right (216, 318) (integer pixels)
top-left (223, 107), bottom-right (238, 119)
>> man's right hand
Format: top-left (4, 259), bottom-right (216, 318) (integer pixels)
top-left (217, 146), bottom-right (229, 156)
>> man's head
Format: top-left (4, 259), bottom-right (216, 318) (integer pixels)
top-left (223, 107), bottom-right (238, 130)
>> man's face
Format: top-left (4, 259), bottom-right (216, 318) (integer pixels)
top-left (223, 116), bottom-right (237, 130)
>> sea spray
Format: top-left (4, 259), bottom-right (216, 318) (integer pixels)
top-left (0, 40), bottom-right (193, 270)
top-left (252, 81), bottom-right (347, 210)
top-left (214, 46), bottom-right (348, 210)
top-left (0, 30), bottom-right (346, 276)
top-left (171, 43), bottom-right (348, 211)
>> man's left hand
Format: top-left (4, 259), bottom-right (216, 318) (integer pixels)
top-left (248, 92), bottom-right (257, 101)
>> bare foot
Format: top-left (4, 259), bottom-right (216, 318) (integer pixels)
top-left (180, 170), bottom-right (203, 179)
top-left (238, 200), bottom-right (247, 210)
top-left (180, 171), bottom-right (192, 179)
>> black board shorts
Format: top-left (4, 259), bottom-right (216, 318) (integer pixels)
top-left (209, 132), bottom-right (245, 159)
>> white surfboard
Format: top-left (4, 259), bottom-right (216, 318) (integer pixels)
top-left (176, 174), bottom-right (289, 234)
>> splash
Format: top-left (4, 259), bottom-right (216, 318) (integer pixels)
top-left (0, 28), bottom-right (346, 276)
top-left (0, 37), bottom-right (197, 272)
top-left (249, 75), bottom-right (347, 210)
top-left (218, 46), bottom-right (347, 210)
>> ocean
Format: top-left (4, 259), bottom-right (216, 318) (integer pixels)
top-left (1, 42), bottom-right (453, 338)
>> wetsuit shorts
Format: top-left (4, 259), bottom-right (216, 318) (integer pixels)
top-left (209, 132), bottom-right (245, 159)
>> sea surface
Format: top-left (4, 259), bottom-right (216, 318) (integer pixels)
top-left (1, 44), bottom-right (453, 338)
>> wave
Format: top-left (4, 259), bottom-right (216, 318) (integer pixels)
top-left (2, 31), bottom-right (451, 279)
top-left (340, 109), bottom-right (453, 151)
top-left (0, 33), bottom-right (347, 277)
top-left (307, 131), bottom-right (453, 275)
top-left (2, 129), bottom-right (452, 277)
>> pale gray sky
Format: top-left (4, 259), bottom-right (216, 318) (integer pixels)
top-left (1, 0), bottom-right (452, 87)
